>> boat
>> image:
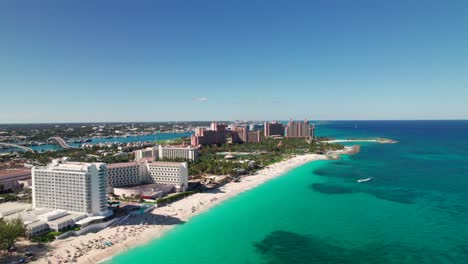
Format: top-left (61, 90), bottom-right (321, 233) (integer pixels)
top-left (357, 177), bottom-right (373, 183)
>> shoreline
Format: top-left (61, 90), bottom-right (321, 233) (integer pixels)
top-left (32, 147), bottom-right (356, 264)
top-left (324, 138), bottom-right (398, 144)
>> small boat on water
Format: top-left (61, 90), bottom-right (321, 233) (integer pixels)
top-left (357, 177), bottom-right (373, 183)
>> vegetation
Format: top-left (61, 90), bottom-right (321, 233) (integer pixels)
top-left (189, 138), bottom-right (344, 176)
top-left (0, 189), bottom-right (32, 204)
top-left (156, 137), bottom-right (190, 146)
top-left (20, 146), bottom-right (135, 165)
top-left (0, 218), bottom-right (25, 253)
top-left (156, 191), bottom-right (197, 205)
top-left (31, 226), bottom-right (80, 244)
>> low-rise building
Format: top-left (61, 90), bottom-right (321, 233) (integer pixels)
top-left (113, 183), bottom-right (174, 199)
top-left (0, 169), bottom-right (31, 190)
top-left (107, 161), bottom-right (189, 193)
top-left (107, 162), bottom-right (144, 189)
top-left (146, 162), bottom-right (188, 192)
top-left (134, 147), bottom-right (159, 161)
top-left (158, 145), bottom-right (199, 161)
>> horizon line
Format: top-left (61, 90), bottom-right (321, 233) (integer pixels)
top-left (1, 119), bottom-right (468, 125)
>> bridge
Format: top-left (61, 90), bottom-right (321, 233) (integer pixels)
top-left (47, 137), bottom-right (73, 149)
top-left (0, 143), bottom-right (35, 153)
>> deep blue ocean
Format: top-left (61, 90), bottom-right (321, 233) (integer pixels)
top-left (108, 120), bottom-right (468, 264)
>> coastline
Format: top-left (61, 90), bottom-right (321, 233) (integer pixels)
top-left (324, 138), bottom-right (398, 144)
top-left (33, 147), bottom-right (356, 264)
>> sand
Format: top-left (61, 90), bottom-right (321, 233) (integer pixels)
top-left (32, 148), bottom-right (354, 264)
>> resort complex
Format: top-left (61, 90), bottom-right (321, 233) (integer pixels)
top-left (0, 119), bottom-right (332, 263)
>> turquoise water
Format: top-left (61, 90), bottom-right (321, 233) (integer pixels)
top-left (109, 121), bottom-right (468, 264)
top-left (26, 132), bottom-right (192, 152)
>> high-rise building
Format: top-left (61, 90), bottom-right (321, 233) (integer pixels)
top-left (191, 122), bottom-right (228, 145)
top-left (285, 120), bottom-right (314, 138)
top-left (231, 125), bottom-right (263, 143)
top-left (32, 159), bottom-right (110, 216)
top-left (264, 121), bottom-right (285, 137)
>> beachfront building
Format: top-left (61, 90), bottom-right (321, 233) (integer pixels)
top-left (146, 162), bottom-right (188, 192)
top-left (285, 120), bottom-right (314, 138)
top-left (0, 204), bottom-right (87, 237)
top-left (107, 162), bottom-right (145, 188)
top-left (264, 121), bottom-right (285, 137)
top-left (32, 159), bottom-right (111, 217)
top-left (106, 161), bottom-right (188, 193)
top-left (191, 122), bottom-right (228, 146)
top-left (158, 145), bottom-right (200, 161)
top-left (113, 183), bottom-right (174, 200)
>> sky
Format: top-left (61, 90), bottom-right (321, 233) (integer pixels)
top-left (1, 0), bottom-right (467, 123)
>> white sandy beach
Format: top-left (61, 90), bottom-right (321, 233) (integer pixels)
top-left (32, 148), bottom-right (355, 264)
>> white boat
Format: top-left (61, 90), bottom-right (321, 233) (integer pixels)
top-left (357, 177), bottom-right (373, 183)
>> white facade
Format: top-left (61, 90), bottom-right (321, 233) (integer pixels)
top-left (134, 147), bottom-right (159, 161)
top-left (106, 161), bottom-right (189, 193)
top-left (32, 159), bottom-right (110, 216)
top-left (146, 162), bottom-right (188, 192)
top-left (158, 145), bottom-right (199, 161)
top-left (107, 162), bottom-right (144, 188)
top-left (135, 145), bottom-right (199, 162)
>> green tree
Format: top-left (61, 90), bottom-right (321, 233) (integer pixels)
top-left (0, 218), bottom-right (25, 253)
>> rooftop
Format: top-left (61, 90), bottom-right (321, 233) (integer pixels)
top-left (147, 161), bottom-right (186, 167)
top-left (107, 162), bottom-right (140, 169)
top-left (114, 183), bottom-right (172, 192)
top-left (0, 169), bottom-right (31, 179)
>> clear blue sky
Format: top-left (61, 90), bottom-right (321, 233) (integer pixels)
top-left (1, 0), bottom-right (467, 123)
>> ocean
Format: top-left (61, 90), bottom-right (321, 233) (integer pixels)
top-left (108, 120), bottom-right (468, 264)
top-left (26, 132), bottom-right (192, 152)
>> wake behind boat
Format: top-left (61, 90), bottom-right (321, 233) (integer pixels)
top-left (357, 177), bottom-right (373, 183)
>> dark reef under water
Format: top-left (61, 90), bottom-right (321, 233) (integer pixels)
top-left (255, 230), bottom-right (465, 264)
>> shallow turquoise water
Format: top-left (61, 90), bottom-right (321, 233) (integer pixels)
top-left (109, 121), bottom-right (468, 264)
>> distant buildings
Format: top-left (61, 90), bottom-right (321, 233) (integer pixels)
top-left (285, 120), bottom-right (314, 138)
top-left (0, 169), bottom-right (31, 191)
top-left (191, 120), bottom-right (314, 145)
top-left (191, 122), bottom-right (228, 146)
top-left (32, 159), bottom-right (111, 217)
top-left (264, 121), bottom-right (285, 137)
top-left (134, 147), bottom-right (159, 161)
top-left (231, 125), bottom-right (263, 143)
top-left (134, 145), bottom-right (200, 162)
top-left (158, 145), bottom-right (199, 161)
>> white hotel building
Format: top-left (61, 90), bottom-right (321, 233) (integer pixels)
top-left (32, 159), bottom-right (110, 217)
top-left (107, 161), bottom-right (189, 192)
top-left (107, 162), bottom-right (143, 188)
top-left (134, 145), bottom-right (199, 162)
top-left (147, 162), bottom-right (188, 192)
top-left (158, 145), bottom-right (199, 161)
